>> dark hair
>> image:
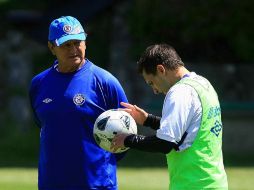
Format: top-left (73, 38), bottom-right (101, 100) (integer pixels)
top-left (137, 44), bottom-right (184, 75)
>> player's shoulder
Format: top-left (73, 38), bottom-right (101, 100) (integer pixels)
top-left (30, 67), bottom-right (52, 88)
top-left (90, 63), bottom-right (113, 77)
top-left (171, 81), bottom-right (195, 94)
top-left (173, 72), bottom-right (205, 90)
top-left (168, 73), bottom-right (201, 98)
top-left (89, 61), bottom-right (119, 83)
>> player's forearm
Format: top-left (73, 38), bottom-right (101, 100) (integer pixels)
top-left (124, 134), bottom-right (177, 154)
top-left (143, 114), bottom-right (161, 130)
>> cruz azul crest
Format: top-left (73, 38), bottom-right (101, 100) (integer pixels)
top-left (73, 94), bottom-right (85, 106)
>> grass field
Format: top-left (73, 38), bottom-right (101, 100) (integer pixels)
top-left (0, 167), bottom-right (254, 190)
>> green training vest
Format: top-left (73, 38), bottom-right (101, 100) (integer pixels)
top-left (166, 75), bottom-right (228, 190)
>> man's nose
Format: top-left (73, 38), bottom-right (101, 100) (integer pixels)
top-left (69, 44), bottom-right (78, 51)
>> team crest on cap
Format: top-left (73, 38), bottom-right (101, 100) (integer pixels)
top-left (63, 25), bottom-right (82, 34)
top-left (63, 25), bottom-right (72, 34)
top-left (73, 94), bottom-right (85, 106)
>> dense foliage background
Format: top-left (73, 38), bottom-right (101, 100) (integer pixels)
top-left (129, 0), bottom-right (254, 63)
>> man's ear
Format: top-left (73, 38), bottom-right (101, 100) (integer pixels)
top-left (156, 64), bottom-right (166, 75)
top-left (48, 41), bottom-right (55, 55)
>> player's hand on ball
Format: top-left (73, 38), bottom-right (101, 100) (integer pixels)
top-left (111, 133), bottom-right (129, 152)
top-left (120, 102), bottom-right (148, 126)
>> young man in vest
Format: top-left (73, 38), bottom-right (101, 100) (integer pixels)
top-left (111, 44), bottom-right (228, 190)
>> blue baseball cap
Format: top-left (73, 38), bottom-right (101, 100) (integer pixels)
top-left (48, 16), bottom-right (87, 46)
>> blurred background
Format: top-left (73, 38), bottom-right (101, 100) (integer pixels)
top-left (0, 0), bottom-right (254, 189)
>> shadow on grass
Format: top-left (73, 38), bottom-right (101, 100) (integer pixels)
top-left (118, 150), bottom-right (167, 168)
top-left (118, 150), bottom-right (254, 168)
top-left (1, 149), bottom-right (254, 168)
top-left (224, 153), bottom-right (254, 167)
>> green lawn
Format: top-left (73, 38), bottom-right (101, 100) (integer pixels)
top-left (0, 167), bottom-right (253, 190)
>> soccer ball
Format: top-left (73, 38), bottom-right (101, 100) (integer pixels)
top-left (93, 109), bottom-right (137, 153)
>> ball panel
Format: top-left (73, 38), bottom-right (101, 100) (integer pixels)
top-left (96, 116), bottom-right (110, 131)
top-left (93, 109), bottom-right (137, 153)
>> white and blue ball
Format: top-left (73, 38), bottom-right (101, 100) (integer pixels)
top-left (93, 109), bottom-right (137, 153)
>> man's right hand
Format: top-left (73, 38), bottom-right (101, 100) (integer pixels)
top-left (119, 102), bottom-right (148, 126)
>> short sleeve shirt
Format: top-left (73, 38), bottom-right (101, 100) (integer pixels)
top-left (156, 72), bottom-right (202, 151)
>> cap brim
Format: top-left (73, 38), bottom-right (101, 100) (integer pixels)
top-left (55, 33), bottom-right (87, 46)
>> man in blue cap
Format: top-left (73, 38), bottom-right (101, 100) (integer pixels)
top-left (29, 16), bottom-right (128, 190)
